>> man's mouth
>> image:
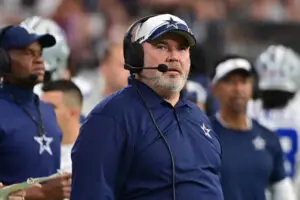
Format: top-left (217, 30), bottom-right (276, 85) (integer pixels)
top-left (166, 68), bottom-right (181, 74)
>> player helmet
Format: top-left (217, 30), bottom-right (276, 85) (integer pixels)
top-left (256, 45), bottom-right (300, 93)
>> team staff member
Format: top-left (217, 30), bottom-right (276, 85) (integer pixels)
top-left (41, 80), bottom-right (83, 173)
top-left (71, 14), bottom-right (223, 200)
top-left (0, 25), bottom-right (71, 199)
top-left (210, 55), bottom-right (295, 200)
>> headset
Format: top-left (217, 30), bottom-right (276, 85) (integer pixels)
top-left (0, 25), bottom-right (13, 75)
top-left (123, 16), bottom-right (176, 200)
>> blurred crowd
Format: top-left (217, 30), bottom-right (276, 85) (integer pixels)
top-left (1, 0), bottom-right (300, 76)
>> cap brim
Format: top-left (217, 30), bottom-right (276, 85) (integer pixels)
top-left (36, 34), bottom-right (56, 48)
top-left (212, 68), bottom-right (251, 85)
top-left (146, 28), bottom-right (196, 46)
top-left (222, 68), bottom-right (251, 79)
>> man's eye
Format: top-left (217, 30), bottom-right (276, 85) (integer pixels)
top-left (179, 46), bottom-right (188, 51)
top-left (155, 44), bottom-right (167, 50)
top-left (22, 50), bottom-right (31, 55)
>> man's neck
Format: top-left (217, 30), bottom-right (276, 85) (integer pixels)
top-left (4, 79), bottom-right (35, 89)
top-left (141, 78), bottom-right (180, 107)
top-left (62, 121), bottom-right (80, 145)
top-left (219, 107), bottom-right (249, 131)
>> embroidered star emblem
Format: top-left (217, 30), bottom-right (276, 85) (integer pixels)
top-left (201, 123), bottom-right (212, 138)
top-left (34, 135), bottom-right (53, 155)
top-left (165, 17), bottom-right (179, 29)
top-left (252, 136), bottom-right (266, 150)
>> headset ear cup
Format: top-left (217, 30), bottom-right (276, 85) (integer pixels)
top-left (124, 38), bottom-right (145, 73)
top-left (0, 48), bottom-right (10, 74)
top-left (130, 42), bottom-right (144, 73)
top-left (123, 37), bottom-right (132, 70)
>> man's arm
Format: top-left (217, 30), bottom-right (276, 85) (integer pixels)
top-left (269, 135), bottom-right (296, 200)
top-left (70, 113), bottom-right (133, 200)
top-left (269, 177), bottom-right (295, 200)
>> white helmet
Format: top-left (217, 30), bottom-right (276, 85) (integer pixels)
top-left (256, 45), bottom-right (300, 93)
top-left (20, 16), bottom-right (70, 81)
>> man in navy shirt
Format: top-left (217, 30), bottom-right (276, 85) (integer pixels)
top-left (0, 25), bottom-right (71, 199)
top-left (210, 55), bottom-right (295, 200)
top-left (71, 14), bottom-right (223, 200)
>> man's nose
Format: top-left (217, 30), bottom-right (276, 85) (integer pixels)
top-left (34, 55), bottom-right (44, 64)
top-left (167, 50), bottom-right (180, 62)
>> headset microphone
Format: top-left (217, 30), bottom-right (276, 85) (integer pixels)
top-left (124, 63), bottom-right (169, 73)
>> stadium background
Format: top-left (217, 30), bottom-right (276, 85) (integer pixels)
top-left (1, 0), bottom-right (300, 114)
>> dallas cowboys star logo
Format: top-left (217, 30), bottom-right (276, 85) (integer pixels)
top-left (201, 123), bottom-right (212, 138)
top-left (165, 17), bottom-right (179, 29)
top-left (252, 136), bottom-right (266, 151)
top-left (34, 135), bottom-right (53, 155)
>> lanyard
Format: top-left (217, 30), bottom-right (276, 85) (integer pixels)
top-left (9, 92), bottom-right (45, 137)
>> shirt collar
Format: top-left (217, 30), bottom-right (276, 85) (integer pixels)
top-left (0, 83), bottom-right (36, 103)
top-left (128, 77), bottom-right (191, 108)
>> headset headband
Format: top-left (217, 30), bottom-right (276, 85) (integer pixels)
top-left (125, 15), bottom-right (157, 43)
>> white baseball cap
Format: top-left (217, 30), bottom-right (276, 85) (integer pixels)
top-left (212, 58), bottom-right (252, 85)
top-left (134, 14), bottom-right (196, 46)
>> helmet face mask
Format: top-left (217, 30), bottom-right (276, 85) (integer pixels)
top-left (20, 16), bottom-right (71, 81)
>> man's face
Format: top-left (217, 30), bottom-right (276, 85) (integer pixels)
top-left (41, 91), bottom-right (69, 131)
top-left (213, 72), bottom-right (253, 114)
top-left (9, 41), bottom-right (45, 84)
top-left (140, 32), bottom-right (191, 93)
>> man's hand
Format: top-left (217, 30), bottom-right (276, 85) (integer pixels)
top-left (25, 173), bottom-right (72, 200)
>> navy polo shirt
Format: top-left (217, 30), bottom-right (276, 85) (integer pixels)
top-left (210, 116), bottom-right (286, 200)
top-left (71, 78), bottom-right (224, 200)
top-left (0, 84), bottom-right (61, 184)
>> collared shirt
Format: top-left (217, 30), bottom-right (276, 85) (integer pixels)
top-left (0, 84), bottom-right (61, 184)
top-left (71, 78), bottom-right (223, 200)
top-left (211, 116), bottom-right (286, 200)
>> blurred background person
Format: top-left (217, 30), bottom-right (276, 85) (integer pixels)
top-left (210, 55), bottom-right (295, 200)
top-left (248, 44), bottom-right (300, 193)
top-left (182, 80), bottom-right (207, 111)
top-left (41, 80), bottom-right (83, 173)
top-left (98, 41), bottom-right (130, 97)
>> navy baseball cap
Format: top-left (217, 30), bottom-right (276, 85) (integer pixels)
top-left (134, 14), bottom-right (196, 46)
top-left (0, 25), bottom-right (56, 50)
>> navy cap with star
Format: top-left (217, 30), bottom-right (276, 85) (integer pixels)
top-left (135, 14), bottom-right (196, 46)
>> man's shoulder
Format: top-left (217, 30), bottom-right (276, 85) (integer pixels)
top-left (91, 86), bottom-right (137, 116)
top-left (186, 101), bottom-right (211, 121)
top-left (39, 98), bottom-right (57, 115)
top-left (0, 97), bottom-right (17, 117)
top-left (252, 120), bottom-right (281, 144)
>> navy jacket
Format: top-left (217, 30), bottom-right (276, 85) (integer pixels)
top-left (0, 84), bottom-right (61, 184)
top-left (211, 116), bottom-right (286, 200)
top-left (71, 79), bottom-right (223, 200)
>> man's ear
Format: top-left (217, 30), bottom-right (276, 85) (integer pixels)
top-left (70, 107), bottom-right (81, 118)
